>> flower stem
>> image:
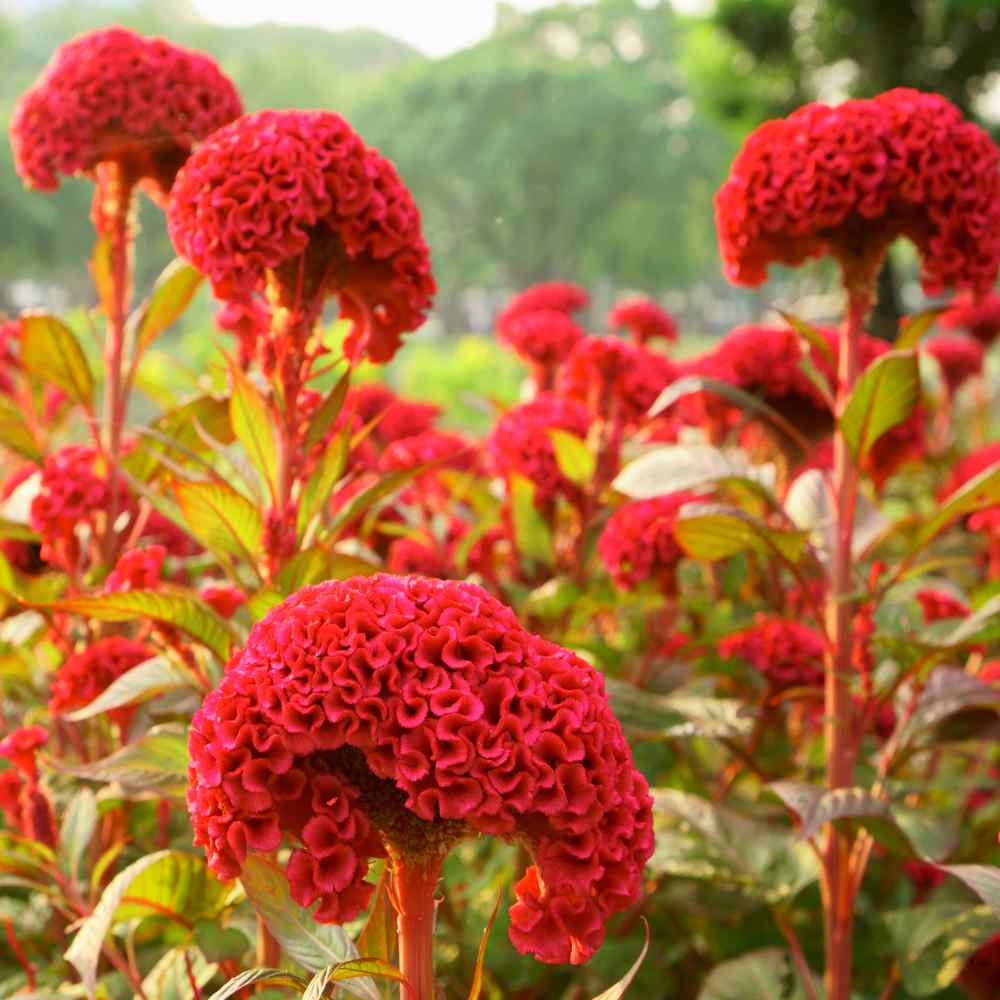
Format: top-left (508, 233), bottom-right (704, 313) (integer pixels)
top-left (391, 854), bottom-right (441, 1000)
top-left (822, 284), bottom-right (869, 1000)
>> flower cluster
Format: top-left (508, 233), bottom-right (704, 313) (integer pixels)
top-left (104, 545), bottom-right (166, 593)
top-left (0, 727), bottom-right (55, 847)
top-left (716, 89), bottom-right (1000, 293)
top-left (720, 618), bottom-right (826, 691)
top-left (200, 584), bottom-right (246, 620)
top-left (496, 281), bottom-right (589, 331)
top-left (607, 296), bottom-right (677, 345)
top-left (10, 27), bottom-right (241, 206)
top-left (488, 394), bottom-right (594, 506)
top-left (598, 493), bottom-right (700, 593)
top-left (923, 335), bottom-right (984, 395)
top-left (188, 575), bottom-right (653, 964)
top-left (497, 309), bottom-right (585, 374)
top-left (167, 109), bottom-right (435, 364)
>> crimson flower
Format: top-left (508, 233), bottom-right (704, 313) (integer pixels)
top-left (201, 584), bottom-right (246, 620)
top-left (387, 537), bottom-right (451, 578)
top-left (0, 727), bottom-right (48, 782)
top-left (923, 334), bottom-right (984, 395)
top-left (188, 575), bottom-right (653, 964)
top-left (940, 443), bottom-right (1000, 542)
top-left (720, 618), bottom-right (826, 691)
top-left (10, 27), bottom-right (241, 230)
top-left (598, 494), bottom-right (700, 593)
top-left (939, 291), bottom-right (1000, 345)
top-left (104, 545), bottom-right (166, 593)
top-left (716, 89), bottom-right (1000, 294)
top-left (496, 281), bottom-right (589, 332)
top-left (167, 110), bottom-right (435, 365)
top-left (497, 309), bottom-right (585, 378)
top-left (0, 730), bottom-right (56, 848)
top-left (607, 296), bottom-right (677, 345)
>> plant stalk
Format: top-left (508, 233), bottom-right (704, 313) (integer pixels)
top-left (392, 854), bottom-right (441, 1000)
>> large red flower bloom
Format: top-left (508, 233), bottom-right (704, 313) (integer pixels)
top-left (720, 618), bottom-right (826, 691)
top-left (607, 297), bottom-right (677, 345)
top-left (167, 110), bottom-right (435, 365)
top-left (496, 281), bottom-right (589, 332)
top-left (488, 394), bottom-right (594, 506)
top-left (497, 309), bottom-right (585, 373)
top-left (188, 576), bottom-right (653, 964)
top-left (598, 494), bottom-right (700, 593)
top-left (716, 89), bottom-right (1000, 293)
top-left (10, 27), bottom-right (241, 206)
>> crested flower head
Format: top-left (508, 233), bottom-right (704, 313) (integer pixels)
top-left (598, 493), bottom-right (700, 593)
top-left (167, 109), bottom-right (435, 364)
top-left (720, 617), bottom-right (826, 691)
top-left (497, 309), bottom-right (585, 372)
top-left (607, 296), bottom-right (677, 345)
top-left (187, 575), bottom-right (653, 964)
top-left (11, 27), bottom-right (241, 211)
top-left (716, 89), bottom-right (1000, 293)
top-left (0, 726), bottom-right (48, 782)
top-left (496, 281), bottom-right (589, 331)
top-left (923, 334), bottom-right (984, 395)
top-left (104, 545), bottom-right (166, 593)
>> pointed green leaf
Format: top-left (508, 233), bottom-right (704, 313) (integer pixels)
top-left (916, 460), bottom-right (1000, 548)
top-left (698, 948), bottom-right (818, 1000)
top-left (228, 361), bottom-right (278, 498)
top-left (896, 306), bottom-right (945, 351)
top-left (20, 313), bottom-right (94, 407)
top-left (64, 656), bottom-right (195, 722)
top-left (674, 505), bottom-right (808, 565)
top-left (174, 479), bottom-right (262, 563)
top-left (0, 397), bottom-right (41, 460)
top-left (777, 309), bottom-right (834, 363)
top-left (547, 428), bottom-right (595, 486)
top-left (59, 788), bottom-right (97, 884)
top-left (510, 473), bottom-right (554, 566)
top-left (113, 849), bottom-right (230, 925)
top-left (298, 426), bottom-right (350, 536)
top-left (305, 369), bottom-right (351, 450)
top-left (940, 865), bottom-right (1000, 920)
top-left (206, 968), bottom-right (309, 1000)
top-left (134, 260), bottom-right (203, 354)
top-left (613, 444), bottom-right (774, 500)
top-left (839, 350), bottom-right (920, 461)
top-left (304, 961), bottom-right (405, 1000)
top-left (328, 468), bottom-right (421, 537)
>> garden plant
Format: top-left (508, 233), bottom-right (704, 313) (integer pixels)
top-left (3, 22), bottom-right (1000, 1000)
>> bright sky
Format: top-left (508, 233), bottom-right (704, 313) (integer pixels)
top-left (192, 0), bottom-right (714, 57)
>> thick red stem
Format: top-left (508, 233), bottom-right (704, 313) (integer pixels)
top-left (392, 854), bottom-right (441, 1000)
top-left (822, 284), bottom-right (869, 1000)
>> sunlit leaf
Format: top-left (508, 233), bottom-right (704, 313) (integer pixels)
top-left (895, 307), bottom-right (945, 351)
top-left (776, 309), bottom-right (834, 362)
top-left (59, 788), bottom-right (97, 883)
top-left (548, 428), bottom-right (595, 486)
top-left (299, 425), bottom-right (351, 537)
top-left (64, 656), bottom-right (196, 722)
top-left (510, 473), bottom-right (554, 566)
top-left (174, 479), bottom-right (263, 564)
top-left (674, 504), bottom-right (809, 565)
top-left (228, 360), bottom-right (278, 499)
top-left (697, 948), bottom-right (818, 1000)
top-left (613, 444), bottom-right (774, 500)
top-left (839, 350), bottom-right (920, 461)
top-left (305, 369), bottom-right (351, 450)
top-left (0, 396), bottom-right (41, 461)
top-left (206, 968), bottom-right (309, 1000)
top-left (940, 864), bottom-right (1000, 920)
top-left (134, 260), bottom-right (203, 354)
top-left (916, 460), bottom-right (1000, 549)
top-left (304, 960), bottom-right (406, 1000)
top-left (20, 313), bottom-right (94, 407)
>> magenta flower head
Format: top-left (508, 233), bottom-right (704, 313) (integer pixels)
top-left (10, 27), bottom-right (241, 230)
top-left (496, 281), bottom-right (590, 331)
top-left (607, 297), bottom-right (677, 346)
top-left (716, 89), bottom-right (1000, 294)
top-left (188, 575), bottom-right (653, 965)
top-left (497, 309), bottom-right (585, 385)
top-left (167, 110), bottom-right (435, 365)
top-left (720, 618), bottom-right (826, 692)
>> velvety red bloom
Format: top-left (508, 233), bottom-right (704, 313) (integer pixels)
top-left (916, 588), bottom-right (969, 623)
top-left (607, 297), bottom-right (677, 345)
top-left (201, 584), bottom-right (246, 620)
top-left (167, 110), bottom-right (435, 364)
top-left (49, 637), bottom-right (153, 731)
top-left (10, 27), bottom-right (241, 211)
top-left (0, 727), bottom-right (47, 781)
top-left (497, 309), bottom-right (584, 372)
top-left (940, 291), bottom-right (1000, 345)
top-left (923, 334), bottom-right (984, 394)
top-left (720, 618), bottom-right (826, 691)
top-left (344, 384), bottom-right (441, 449)
top-left (716, 89), bottom-right (1000, 294)
top-left (496, 281), bottom-right (589, 331)
top-left (0, 767), bottom-right (56, 847)
top-left (598, 494), bottom-right (700, 592)
top-left (488, 394), bottom-right (594, 506)
top-left (379, 430), bottom-right (475, 475)
top-left (105, 545), bottom-right (166, 593)
top-left (188, 575), bottom-right (652, 964)
top-left (557, 336), bottom-right (676, 426)
top-left (386, 537), bottom-right (451, 578)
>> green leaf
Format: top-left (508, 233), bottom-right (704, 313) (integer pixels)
top-left (113, 849), bottom-right (231, 925)
top-left (839, 350), bottom-right (920, 461)
top-left (64, 656), bottom-right (195, 722)
top-left (467, 892), bottom-right (502, 1000)
top-left (174, 479), bottom-right (263, 564)
top-left (895, 306), bottom-right (945, 351)
top-left (0, 395), bottom-right (41, 460)
top-left (613, 444), bottom-right (774, 500)
top-left (305, 369), bottom-right (351, 450)
top-left (674, 505), bottom-right (809, 565)
top-left (58, 722), bottom-right (189, 795)
top-left (916, 459), bottom-right (1000, 549)
top-left (650, 790), bottom-right (818, 903)
top-left (239, 856), bottom-right (376, 999)
top-left (20, 313), bottom-right (94, 407)
top-left (940, 865), bottom-right (1000, 920)
top-left (698, 948), bottom-right (818, 1000)
top-left (304, 961), bottom-right (405, 1000)
top-left (605, 679), bottom-right (754, 739)
top-left (547, 428), bottom-right (595, 486)
top-left (328, 468), bottom-right (421, 537)
top-left (55, 588), bottom-right (234, 662)
top-left (298, 426), bottom-right (351, 537)
top-left (228, 361), bottom-right (278, 499)
top-left (194, 921), bottom-right (251, 963)
top-left (895, 667), bottom-right (1000, 749)
top-left (206, 968), bottom-right (309, 1000)
top-left (59, 788), bottom-right (97, 883)
top-left (776, 309), bottom-right (834, 363)
top-left (141, 947), bottom-right (218, 1000)
top-left (884, 903), bottom-right (998, 996)
top-left (134, 260), bottom-right (203, 354)
top-left (510, 473), bottom-right (554, 566)
top-left (589, 918), bottom-right (649, 1000)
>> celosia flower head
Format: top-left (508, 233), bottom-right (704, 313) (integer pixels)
top-left (10, 27), bottom-right (241, 204)
top-left (939, 291), bottom-right (1000, 345)
top-left (104, 545), bottom-right (166, 593)
top-left (0, 726), bottom-right (47, 781)
top-left (497, 309), bottom-right (585, 373)
top-left (167, 109), bottom-right (435, 364)
top-left (496, 281), bottom-right (589, 331)
top-left (716, 89), bottom-right (1000, 294)
top-left (607, 296), bottom-right (677, 345)
top-left (598, 493), bottom-right (700, 592)
top-left (201, 584), bottom-right (246, 620)
top-left (188, 575), bottom-right (652, 965)
top-left (720, 618), bottom-right (826, 691)
top-left (923, 335), bottom-right (984, 395)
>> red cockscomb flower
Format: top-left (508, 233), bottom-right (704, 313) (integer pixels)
top-left (716, 89), bottom-right (1000, 294)
top-left (386, 537), bottom-right (451, 578)
top-left (188, 575), bottom-right (653, 965)
top-left (344, 384), bottom-right (441, 449)
top-left (940, 291), bottom-right (1000, 345)
top-left (0, 727), bottom-right (47, 782)
top-left (496, 281), bottom-right (589, 332)
top-left (167, 109), bottom-right (435, 365)
top-left (916, 588), bottom-right (969, 623)
top-left (10, 27), bottom-right (241, 229)
top-left (488, 394), bottom-right (594, 507)
top-left (598, 493), bottom-right (700, 593)
top-left (105, 545), bottom-right (166, 593)
top-left (497, 309), bottom-right (584, 377)
top-left (49, 637), bottom-right (154, 731)
top-left (607, 296), bottom-right (677, 345)
top-left (923, 335), bottom-right (984, 395)
top-left (557, 336), bottom-right (676, 427)
top-left (201, 584), bottom-right (246, 620)
top-left (720, 618), bottom-right (826, 691)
